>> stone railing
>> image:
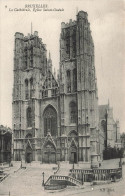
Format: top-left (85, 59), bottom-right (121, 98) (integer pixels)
top-left (69, 167), bottom-right (122, 182)
top-left (45, 175), bottom-right (82, 186)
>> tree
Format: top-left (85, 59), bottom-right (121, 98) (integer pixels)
top-left (103, 145), bottom-right (124, 160)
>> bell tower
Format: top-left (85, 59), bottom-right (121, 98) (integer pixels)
top-left (60, 11), bottom-right (100, 167)
top-left (12, 31), bottom-right (47, 161)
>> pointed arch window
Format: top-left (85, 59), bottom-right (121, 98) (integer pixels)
top-left (25, 79), bottom-right (29, 99)
top-left (43, 106), bottom-right (57, 137)
top-left (69, 102), bottom-right (77, 123)
top-left (27, 107), bottom-right (32, 127)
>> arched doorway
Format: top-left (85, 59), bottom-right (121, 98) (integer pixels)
top-left (69, 131), bottom-right (78, 164)
top-left (42, 142), bottom-right (56, 163)
top-left (69, 144), bottom-right (77, 164)
top-left (25, 145), bottom-right (33, 163)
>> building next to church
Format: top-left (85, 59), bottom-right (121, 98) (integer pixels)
top-left (12, 11), bottom-right (106, 168)
top-left (99, 102), bottom-right (121, 150)
top-left (0, 125), bottom-right (12, 163)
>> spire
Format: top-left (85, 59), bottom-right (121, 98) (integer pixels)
top-left (49, 51), bottom-right (51, 60)
top-left (48, 51), bottom-right (52, 72)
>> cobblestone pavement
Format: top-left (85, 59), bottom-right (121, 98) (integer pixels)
top-left (0, 160), bottom-right (125, 196)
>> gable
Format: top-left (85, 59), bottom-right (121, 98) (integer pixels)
top-left (42, 71), bottom-right (58, 90)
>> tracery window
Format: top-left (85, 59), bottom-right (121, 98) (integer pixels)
top-left (69, 102), bottom-right (77, 123)
top-left (27, 107), bottom-right (32, 127)
top-left (43, 106), bottom-right (57, 137)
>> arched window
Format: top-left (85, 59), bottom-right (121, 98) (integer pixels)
top-left (25, 79), bottom-right (28, 99)
top-left (73, 68), bottom-right (77, 92)
top-left (27, 107), bottom-right (32, 127)
top-left (43, 106), bottom-right (57, 137)
top-left (30, 78), bottom-right (33, 98)
top-left (67, 70), bottom-right (71, 93)
top-left (69, 102), bottom-right (77, 123)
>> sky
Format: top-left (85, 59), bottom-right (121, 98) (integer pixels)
top-left (0, 0), bottom-right (125, 132)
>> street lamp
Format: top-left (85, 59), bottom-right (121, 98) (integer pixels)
top-left (42, 172), bottom-right (45, 186)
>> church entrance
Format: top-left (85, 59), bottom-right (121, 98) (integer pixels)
top-left (42, 142), bottom-right (56, 163)
top-left (70, 152), bottom-right (77, 163)
top-left (69, 146), bottom-right (77, 164)
top-left (25, 146), bottom-right (32, 163)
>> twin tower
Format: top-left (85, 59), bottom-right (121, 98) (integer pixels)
top-left (12, 11), bottom-right (102, 168)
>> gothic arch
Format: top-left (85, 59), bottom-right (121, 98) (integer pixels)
top-left (25, 144), bottom-right (33, 163)
top-left (69, 140), bottom-right (77, 163)
top-left (43, 105), bottom-right (57, 137)
top-left (42, 140), bottom-right (56, 163)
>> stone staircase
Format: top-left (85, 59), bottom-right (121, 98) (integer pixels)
top-left (44, 162), bottom-right (84, 188)
top-left (45, 175), bottom-right (83, 187)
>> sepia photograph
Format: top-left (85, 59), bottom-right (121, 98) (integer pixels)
top-left (0, 0), bottom-right (125, 195)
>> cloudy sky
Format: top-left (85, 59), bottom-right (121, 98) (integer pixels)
top-left (0, 0), bottom-right (125, 132)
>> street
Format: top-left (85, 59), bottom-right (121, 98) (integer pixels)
top-left (0, 161), bottom-right (125, 196)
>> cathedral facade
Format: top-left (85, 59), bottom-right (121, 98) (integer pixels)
top-left (12, 11), bottom-right (102, 168)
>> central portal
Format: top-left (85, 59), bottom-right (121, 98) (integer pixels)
top-left (25, 146), bottom-right (32, 163)
top-left (43, 142), bottom-right (56, 163)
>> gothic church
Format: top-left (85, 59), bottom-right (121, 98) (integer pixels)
top-left (12, 11), bottom-right (102, 168)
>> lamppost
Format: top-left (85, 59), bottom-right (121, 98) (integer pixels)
top-left (105, 109), bottom-right (108, 149)
top-left (42, 172), bottom-right (45, 186)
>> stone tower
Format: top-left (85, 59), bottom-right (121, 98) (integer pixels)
top-left (60, 11), bottom-right (100, 167)
top-left (12, 31), bottom-right (47, 161)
